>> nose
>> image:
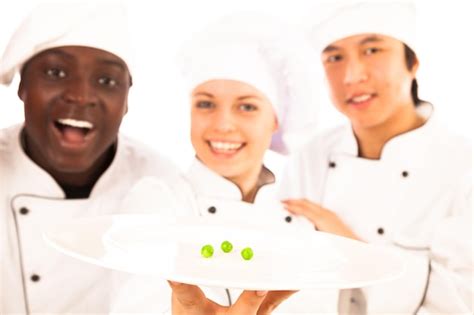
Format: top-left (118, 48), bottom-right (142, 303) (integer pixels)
top-left (213, 107), bottom-right (236, 133)
top-left (343, 57), bottom-right (368, 85)
top-left (63, 76), bottom-right (98, 107)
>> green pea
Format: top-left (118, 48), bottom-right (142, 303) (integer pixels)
top-left (221, 240), bottom-right (233, 253)
top-left (201, 244), bottom-right (214, 258)
top-left (241, 247), bottom-right (254, 260)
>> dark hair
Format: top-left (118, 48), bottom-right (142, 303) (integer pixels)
top-left (404, 44), bottom-right (422, 106)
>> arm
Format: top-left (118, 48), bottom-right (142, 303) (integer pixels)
top-left (417, 174), bottom-right (472, 313)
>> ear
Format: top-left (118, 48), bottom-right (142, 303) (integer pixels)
top-left (17, 79), bottom-right (26, 101)
top-left (410, 54), bottom-right (420, 77)
top-left (273, 116), bottom-right (279, 133)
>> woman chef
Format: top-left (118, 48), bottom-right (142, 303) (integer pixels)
top-left (281, 1), bottom-right (472, 314)
top-left (111, 13), bottom-right (337, 315)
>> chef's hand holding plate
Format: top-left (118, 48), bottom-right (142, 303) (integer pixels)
top-left (169, 281), bottom-right (296, 315)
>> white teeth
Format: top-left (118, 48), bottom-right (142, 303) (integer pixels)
top-left (57, 118), bottom-right (93, 129)
top-left (350, 94), bottom-right (372, 103)
top-left (210, 141), bottom-right (243, 151)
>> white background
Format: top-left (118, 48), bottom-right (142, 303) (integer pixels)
top-left (1, 0), bottom-right (472, 172)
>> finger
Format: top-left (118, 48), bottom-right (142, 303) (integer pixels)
top-left (230, 290), bottom-right (268, 315)
top-left (168, 281), bottom-right (207, 310)
top-left (258, 290), bottom-right (298, 315)
top-left (281, 198), bottom-right (313, 205)
top-left (282, 200), bottom-right (319, 214)
top-left (284, 202), bottom-right (319, 220)
top-left (281, 198), bottom-right (305, 206)
top-left (292, 198), bottom-right (322, 210)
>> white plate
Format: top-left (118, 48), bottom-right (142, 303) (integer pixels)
top-left (44, 214), bottom-right (405, 290)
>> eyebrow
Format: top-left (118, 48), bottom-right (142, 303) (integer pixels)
top-left (192, 92), bottom-right (262, 100)
top-left (40, 49), bottom-right (75, 60)
top-left (237, 95), bottom-right (261, 101)
top-left (193, 92), bottom-right (214, 98)
top-left (322, 45), bottom-right (340, 53)
top-left (359, 36), bottom-right (384, 45)
top-left (98, 58), bottom-right (127, 71)
top-left (38, 49), bottom-right (127, 71)
top-left (322, 35), bottom-right (385, 53)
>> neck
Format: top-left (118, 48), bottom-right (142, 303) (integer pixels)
top-left (22, 130), bottom-right (116, 190)
top-left (353, 103), bottom-right (425, 159)
top-left (228, 165), bottom-right (275, 203)
top-left (52, 148), bottom-right (115, 189)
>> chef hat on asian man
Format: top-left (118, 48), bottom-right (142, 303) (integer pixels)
top-left (309, 0), bottom-right (417, 54)
top-left (0, 1), bottom-right (133, 85)
top-left (178, 12), bottom-right (321, 155)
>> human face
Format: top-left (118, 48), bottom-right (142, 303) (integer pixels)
top-left (18, 46), bottom-right (130, 175)
top-left (321, 34), bottom-right (418, 130)
top-left (190, 80), bottom-right (278, 182)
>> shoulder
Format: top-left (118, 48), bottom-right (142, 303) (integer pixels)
top-left (293, 124), bottom-right (348, 160)
top-left (0, 124), bottom-right (22, 167)
top-left (121, 173), bottom-right (195, 216)
top-left (117, 134), bottom-right (179, 178)
top-left (0, 124), bottom-right (21, 152)
top-left (428, 121), bottom-right (471, 170)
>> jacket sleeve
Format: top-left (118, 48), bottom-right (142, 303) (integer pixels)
top-left (361, 173), bottom-right (473, 314)
top-left (418, 172), bottom-right (473, 314)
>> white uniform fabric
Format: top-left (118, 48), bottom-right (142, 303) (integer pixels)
top-left (280, 103), bottom-right (473, 314)
top-left (0, 1), bottom-right (133, 85)
top-left (0, 124), bottom-right (178, 314)
top-left (112, 159), bottom-right (340, 314)
top-left (178, 13), bottom-right (320, 154)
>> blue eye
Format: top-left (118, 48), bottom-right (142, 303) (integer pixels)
top-left (45, 68), bottom-right (66, 79)
top-left (98, 76), bottom-right (118, 87)
top-left (196, 101), bottom-right (214, 109)
top-left (239, 103), bottom-right (257, 112)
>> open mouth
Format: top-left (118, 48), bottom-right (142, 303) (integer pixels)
top-left (54, 118), bottom-right (95, 144)
top-left (208, 140), bottom-right (245, 155)
top-left (347, 93), bottom-right (376, 106)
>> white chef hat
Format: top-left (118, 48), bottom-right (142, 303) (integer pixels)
top-left (309, 0), bottom-right (417, 54)
top-left (0, 1), bottom-right (133, 86)
top-left (178, 12), bottom-right (320, 155)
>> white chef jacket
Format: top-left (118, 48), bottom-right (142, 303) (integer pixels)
top-left (0, 124), bottom-right (178, 314)
top-left (112, 159), bottom-right (340, 314)
top-left (280, 103), bottom-right (473, 314)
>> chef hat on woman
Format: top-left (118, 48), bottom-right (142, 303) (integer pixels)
top-left (178, 12), bottom-right (320, 155)
top-left (0, 1), bottom-right (133, 85)
top-left (309, 0), bottom-right (417, 54)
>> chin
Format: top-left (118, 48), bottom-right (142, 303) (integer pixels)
top-left (349, 114), bottom-right (380, 129)
top-left (206, 163), bottom-right (239, 178)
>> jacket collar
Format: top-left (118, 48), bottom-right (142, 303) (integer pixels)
top-left (185, 158), bottom-right (275, 202)
top-left (334, 102), bottom-right (436, 161)
top-left (7, 124), bottom-right (127, 199)
top-left (8, 124), bottom-right (65, 198)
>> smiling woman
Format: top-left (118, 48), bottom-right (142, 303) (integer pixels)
top-left (190, 79), bottom-right (277, 202)
top-left (109, 11), bottom-right (332, 314)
